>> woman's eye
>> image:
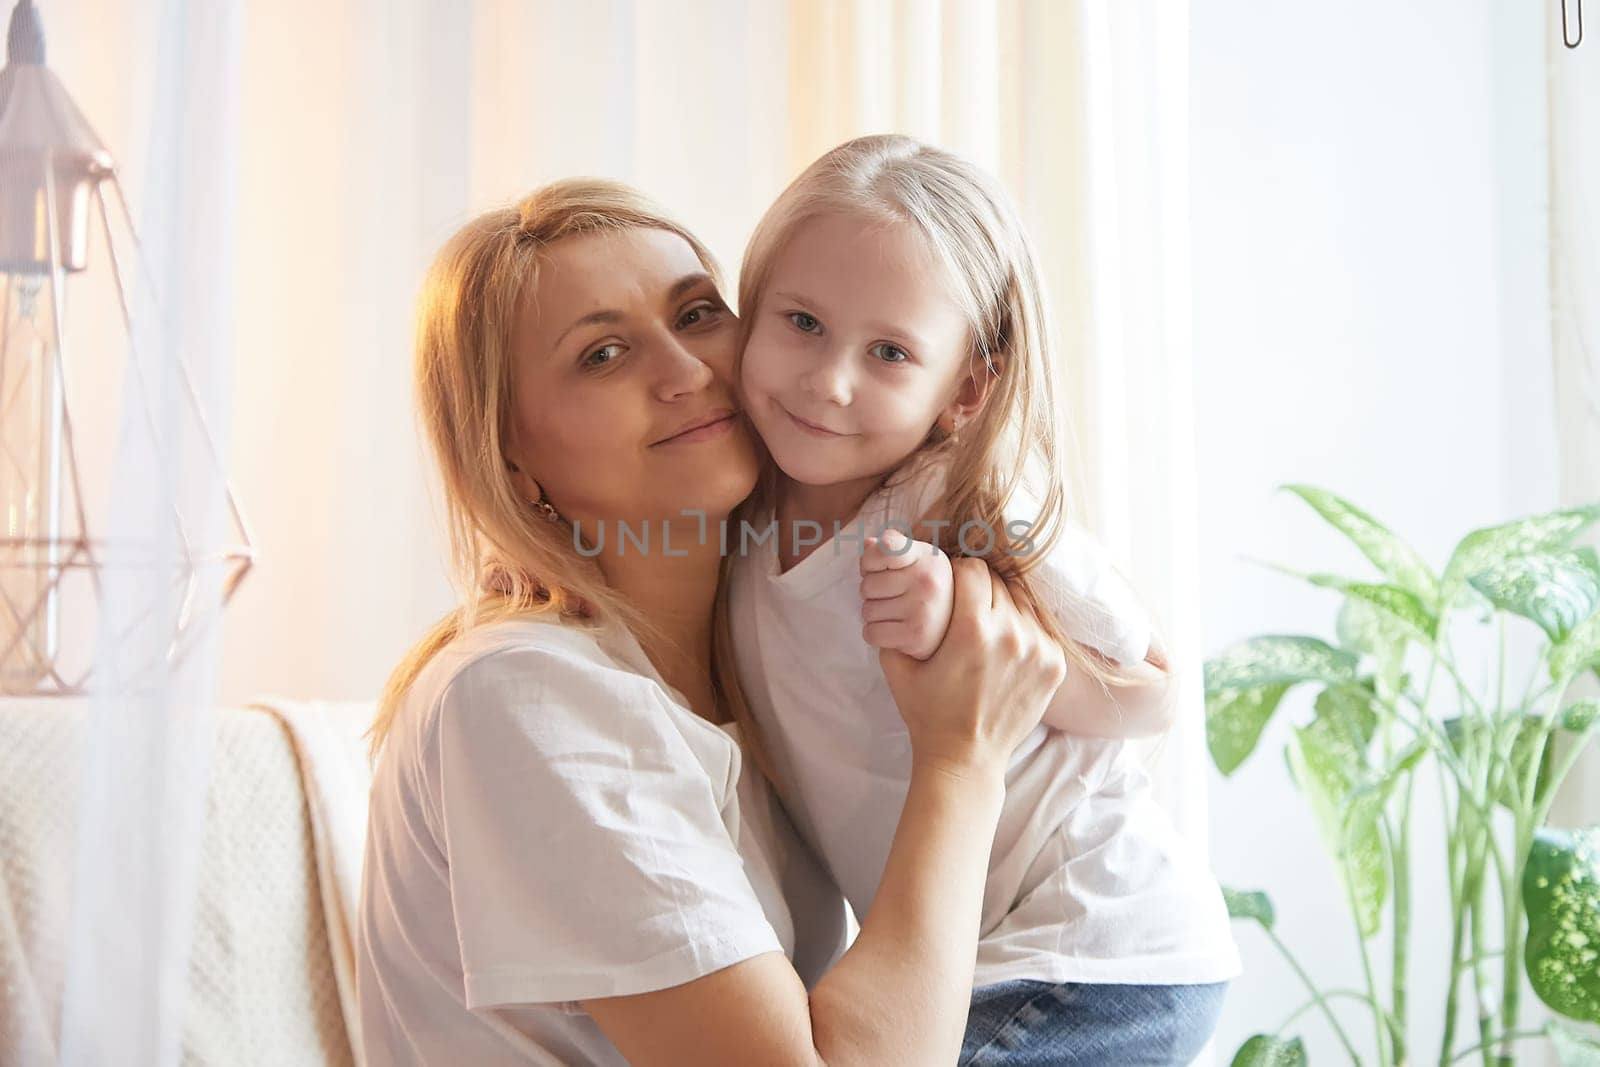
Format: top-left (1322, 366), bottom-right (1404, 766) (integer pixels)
top-left (582, 343), bottom-right (624, 368)
top-left (788, 311), bottom-right (821, 334)
top-left (677, 300), bottom-right (724, 329)
top-left (872, 343), bottom-right (909, 364)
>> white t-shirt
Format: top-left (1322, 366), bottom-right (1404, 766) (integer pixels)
top-left (729, 453), bottom-right (1242, 988)
top-left (357, 616), bottom-right (851, 1066)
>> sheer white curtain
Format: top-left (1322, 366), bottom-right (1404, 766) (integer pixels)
top-left (38, 0), bottom-right (244, 1063)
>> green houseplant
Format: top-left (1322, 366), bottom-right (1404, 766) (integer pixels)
top-left (1203, 488), bottom-right (1600, 1066)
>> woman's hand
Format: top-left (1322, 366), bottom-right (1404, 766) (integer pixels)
top-left (859, 528), bottom-right (954, 661)
top-left (878, 555), bottom-right (1067, 774)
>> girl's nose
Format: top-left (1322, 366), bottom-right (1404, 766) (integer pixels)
top-left (800, 348), bottom-right (852, 406)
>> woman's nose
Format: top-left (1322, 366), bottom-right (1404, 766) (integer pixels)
top-left (653, 331), bottom-right (716, 401)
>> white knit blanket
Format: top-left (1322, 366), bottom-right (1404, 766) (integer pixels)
top-left (247, 697), bottom-right (375, 1067)
top-left (0, 699), bottom-right (367, 1066)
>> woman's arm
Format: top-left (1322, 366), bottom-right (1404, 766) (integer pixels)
top-left (582, 758), bottom-right (1007, 1066)
top-left (806, 752), bottom-right (1008, 1062)
top-left (583, 561), bottom-right (1064, 1066)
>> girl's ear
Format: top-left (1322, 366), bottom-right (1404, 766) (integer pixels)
top-left (938, 351), bottom-right (1005, 434)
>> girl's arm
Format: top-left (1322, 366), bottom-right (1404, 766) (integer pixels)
top-left (861, 531), bottom-right (1179, 741)
top-left (1038, 631), bottom-right (1179, 739)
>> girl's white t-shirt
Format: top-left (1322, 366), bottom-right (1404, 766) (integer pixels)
top-left (729, 454), bottom-right (1242, 989)
top-left (357, 616), bottom-right (851, 1067)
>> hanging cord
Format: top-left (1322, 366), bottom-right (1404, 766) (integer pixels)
top-left (1562, 0), bottom-right (1583, 48)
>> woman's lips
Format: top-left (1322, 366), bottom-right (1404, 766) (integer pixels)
top-left (781, 403), bottom-right (850, 438)
top-left (655, 412), bottom-right (737, 446)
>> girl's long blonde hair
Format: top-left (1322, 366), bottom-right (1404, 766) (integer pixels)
top-left (368, 179), bottom-right (776, 779)
top-left (732, 134), bottom-right (1151, 696)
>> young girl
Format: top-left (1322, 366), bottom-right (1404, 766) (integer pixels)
top-left (724, 135), bottom-right (1241, 1065)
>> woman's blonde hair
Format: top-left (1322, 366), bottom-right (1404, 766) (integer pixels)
top-left (368, 179), bottom-right (776, 779)
top-left (732, 134), bottom-right (1151, 697)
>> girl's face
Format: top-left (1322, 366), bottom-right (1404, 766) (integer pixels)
top-left (739, 212), bottom-right (981, 491)
top-left (508, 227), bottom-right (759, 529)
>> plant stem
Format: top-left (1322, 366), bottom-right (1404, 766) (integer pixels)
top-left (1387, 797), bottom-right (1411, 1067)
top-left (1446, 1028), bottom-right (1548, 1064)
top-left (1438, 652), bottom-right (1485, 716)
top-left (1459, 674), bottom-right (1499, 1067)
top-left (1411, 635), bottom-right (1470, 1067)
top-left (1498, 862), bottom-right (1524, 1067)
top-left (1469, 866), bottom-right (1495, 1067)
top-left (1390, 697), bottom-right (1478, 795)
top-left (1440, 916), bottom-right (1466, 1065)
top-left (1496, 615), bottom-right (1507, 725)
top-left (1533, 729), bottom-right (1593, 828)
top-left (1440, 763), bottom-right (1466, 1066)
top-left (1347, 870), bottom-right (1392, 1067)
top-left (1443, 801), bottom-right (1484, 1067)
top-left (1275, 988), bottom-right (1382, 1032)
top-left (1264, 928), bottom-right (1365, 1063)
top-left (1528, 672), bottom-right (1580, 826)
top-left (1492, 663), bottom-right (1562, 1067)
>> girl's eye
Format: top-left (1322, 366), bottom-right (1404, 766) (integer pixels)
top-left (677, 300), bottom-right (725, 329)
top-left (787, 311), bottom-right (821, 334)
top-left (582, 343), bottom-right (624, 369)
top-left (871, 343), bottom-right (909, 364)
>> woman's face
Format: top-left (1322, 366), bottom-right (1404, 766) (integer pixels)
top-left (508, 227), bottom-right (759, 530)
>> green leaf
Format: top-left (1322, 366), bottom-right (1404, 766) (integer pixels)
top-left (1203, 638), bottom-right (1362, 777)
top-left (1289, 724), bottom-right (1388, 937)
top-left (1308, 684), bottom-right (1378, 771)
top-left (1338, 742), bottom-right (1420, 872)
top-left (1469, 548), bottom-right (1600, 643)
top-left (1380, 737), bottom-right (1430, 781)
top-left (1230, 1034), bottom-right (1308, 1067)
top-left (1565, 702), bottom-right (1600, 734)
top-left (1336, 597), bottom-right (1409, 688)
top-left (1441, 715), bottom-right (1482, 759)
top-left (1207, 683), bottom-right (1291, 776)
top-left (1458, 582), bottom-right (1499, 620)
top-left (1548, 1019), bottom-right (1600, 1065)
top-left (1502, 714), bottom-right (1563, 812)
top-left (1223, 886), bottom-right (1276, 929)
top-left (1306, 575), bottom-right (1438, 642)
top-left (1337, 595), bottom-right (1404, 655)
top-left (1524, 826), bottom-right (1600, 1024)
top-left (1552, 611), bottom-right (1600, 684)
top-left (1281, 484), bottom-right (1439, 608)
top-left (1442, 504), bottom-right (1600, 610)
top-left (1205, 636), bottom-right (1361, 693)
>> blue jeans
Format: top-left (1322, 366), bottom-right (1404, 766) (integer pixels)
top-left (959, 979), bottom-right (1230, 1066)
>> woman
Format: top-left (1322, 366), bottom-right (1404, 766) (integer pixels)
top-left (356, 179), bottom-right (1067, 1066)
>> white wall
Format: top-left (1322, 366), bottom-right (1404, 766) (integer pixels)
top-left (1192, 1), bottom-right (1559, 1062)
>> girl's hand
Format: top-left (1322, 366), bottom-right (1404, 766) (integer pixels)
top-left (859, 528), bottom-right (954, 661)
